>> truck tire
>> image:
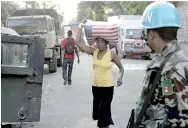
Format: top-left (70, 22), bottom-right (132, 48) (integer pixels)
top-left (118, 51), bottom-right (125, 59)
top-left (57, 48), bottom-right (62, 67)
top-left (142, 54), bottom-right (150, 60)
top-left (57, 57), bottom-right (62, 67)
top-left (48, 50), bottom-right (57, 73)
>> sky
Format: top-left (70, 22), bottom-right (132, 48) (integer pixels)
top-left (14, 0), bottom-right (81, 24)
top-left (55, 0), bottom-right (81, 24)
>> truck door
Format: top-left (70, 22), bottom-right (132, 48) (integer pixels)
top-left (47, 18), bottom-right (56, 48)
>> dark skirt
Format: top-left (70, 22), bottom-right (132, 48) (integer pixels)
top-left (92, 86), bottom-right (114, 127)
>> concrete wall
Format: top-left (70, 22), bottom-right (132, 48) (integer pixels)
top-left (176, 2), bottom-right (188, 54)
top-left (177, 2), bottom-right (188, 41)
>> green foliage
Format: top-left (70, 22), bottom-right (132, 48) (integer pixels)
top-left (24, 1), bottom-right (40, 9)
top-left (120, 1), bottom-right (150, 15)
top-left (1, 1), bottom-right (20, 22)
top-left (1, 1), bottom-right (64, 24)
top-left (77, 1), bottom-right (151, 22)
top-left (77, 1), bottom-right (107, 22)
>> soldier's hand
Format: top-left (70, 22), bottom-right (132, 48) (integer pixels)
top-left (77, 59), bottom-right (80, 64)
top-left (117, 78), bottom-right (123, 87)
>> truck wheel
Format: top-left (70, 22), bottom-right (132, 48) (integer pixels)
top-left (48, 53), bottom-right (57, 73)
top-left (118, 51), bottom-right (125, 59)
top-left (142, 54), bottom-right (150, 60)
top-left (123, 55), bottom-right (127, 59)
top-left (57, 47), bottom-right (62, 67)
top-left (49, 58), bottom-right (57, 73)
top-left (57, 58), bottom-right (62, 67)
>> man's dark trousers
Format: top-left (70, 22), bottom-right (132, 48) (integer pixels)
top-left (62, 58), bottom-right (74, 84)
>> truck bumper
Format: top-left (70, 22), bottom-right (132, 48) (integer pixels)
top-left (124, 52), bottom-right (150, 56)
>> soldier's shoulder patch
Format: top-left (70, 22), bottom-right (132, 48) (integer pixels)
top-left (162, 79), bottom-right (174, 96)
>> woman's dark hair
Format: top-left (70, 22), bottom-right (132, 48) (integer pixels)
top-left (95, 37), bottom-right (109, 44)
top-left (67, 30), bottom-right (72, 37)
top-left (151, 27), bottom-right (178, 41)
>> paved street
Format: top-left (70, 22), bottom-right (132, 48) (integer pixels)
top-left (24, 54), bottom-right (150, 128)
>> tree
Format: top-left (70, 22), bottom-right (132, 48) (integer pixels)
top-left (120, 1), bottom-right (150, 15)
top-left (25, 1), bottom-right (40, 9)
top-left (76, 1), bottom-right (151, 22)
top-left (77, 1), bottom-right (107, 22)
top-left (24, 0), bottom-right (64, 22)
top-left (24, 1), bottom-right (61, 12)
top-left (69, 18), bottom-right (78, 24)
top-left (1, 1), bottom-right (21, 22)
top-left (41, 0), bottom-right (58, 9)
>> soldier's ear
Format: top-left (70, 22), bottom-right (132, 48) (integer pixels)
top-left (147, 30), bottom-right (155, 40)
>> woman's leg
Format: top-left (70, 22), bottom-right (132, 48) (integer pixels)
top-left (97, 87), bottom-right (114, 127)
top-left (92, 86), bottom-right (100, 120)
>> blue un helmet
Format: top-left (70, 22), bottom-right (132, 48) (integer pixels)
top-left (141, 1), bottom-right (180, 29)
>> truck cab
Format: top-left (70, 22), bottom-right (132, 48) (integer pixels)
top-left (6, 9), bottom-right (63, 73)
top-left (113, 15), bottom-right (152, 60)
top-left (122, 28), bottom-right (151, 59)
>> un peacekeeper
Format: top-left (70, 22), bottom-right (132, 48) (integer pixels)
top-left (134, 1), bottom-right (188, 128)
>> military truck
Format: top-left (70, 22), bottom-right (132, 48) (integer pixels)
top-left (1, 27), bottom-right (45, 128)
top-left (6, 9), bottom-right (63, 73)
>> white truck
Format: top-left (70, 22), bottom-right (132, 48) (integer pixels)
top-left (6, 9), bottom-right (63, 73)
top-left (108, 15), bottom-right (152, 59)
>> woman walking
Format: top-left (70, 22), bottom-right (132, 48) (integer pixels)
top-left (76, 37), bottom-right (124, 128)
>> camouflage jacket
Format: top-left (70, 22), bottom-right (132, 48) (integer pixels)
top-left (135, 40), bottom-right (188, 128)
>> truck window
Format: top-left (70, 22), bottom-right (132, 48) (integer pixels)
top-left (126, 29), bottom-right (142, 39)
top-left (1, 42), bottom-right (29, 67)
top-left (47, 18), bottom-right (53, 32)
top-left (7, 17), bottom-right (47, 35)
top-left (52, 19), bottom-right (55, 31)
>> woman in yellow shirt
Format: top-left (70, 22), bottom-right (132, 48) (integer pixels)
top-left (76, 37), bottom-right (124, 128)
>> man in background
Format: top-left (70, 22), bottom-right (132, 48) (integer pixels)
top-left (61, 30), bottom-right (80, 85)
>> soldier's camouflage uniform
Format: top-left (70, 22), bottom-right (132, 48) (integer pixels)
top-left (135, 40), bottom-right (188, 128)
